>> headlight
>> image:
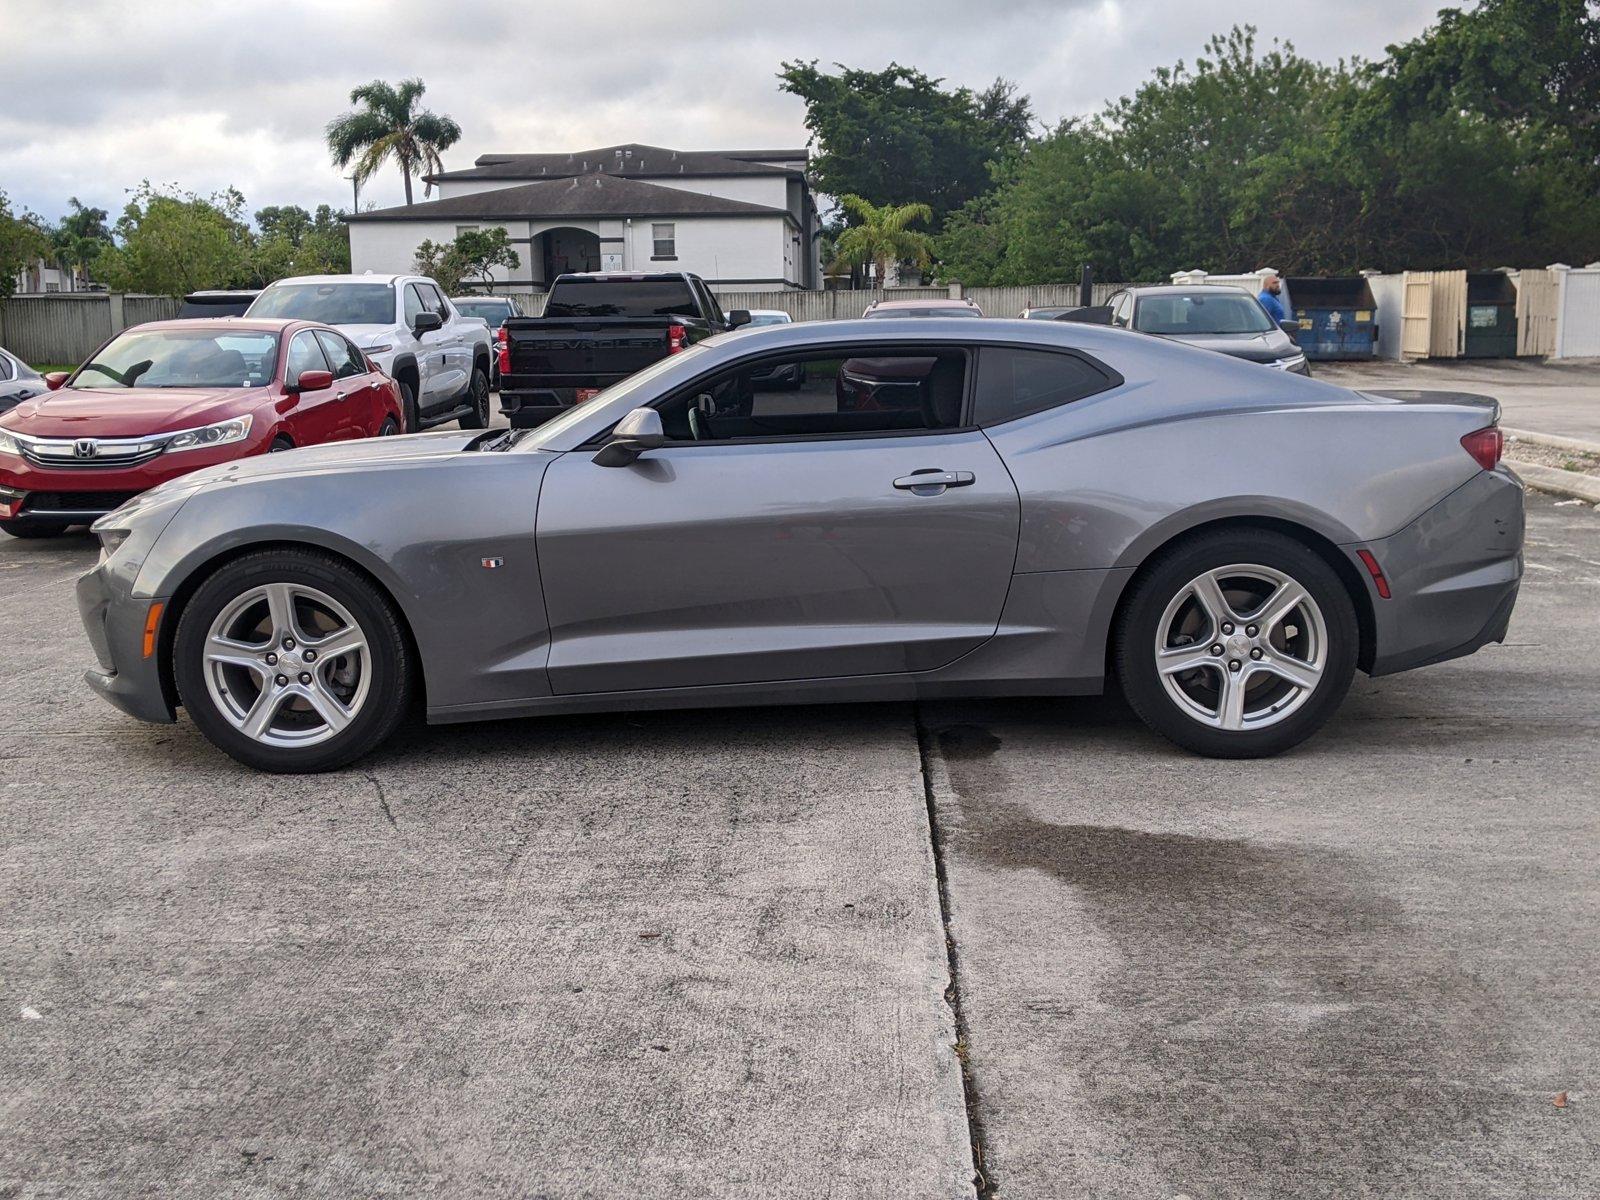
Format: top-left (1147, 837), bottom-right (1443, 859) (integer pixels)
top-left (162, 414), bottom-right (252, 453)
top-left (95, 527), bottom-right (132, 566)
top-left (0, 428), bottom-right (19, 455)
top-left (1272, 353), bottom-right (1307, 371)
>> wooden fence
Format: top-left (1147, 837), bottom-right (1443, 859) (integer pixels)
top-left (0, 293), bottom-right (182, 365)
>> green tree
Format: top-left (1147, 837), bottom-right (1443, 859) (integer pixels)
top-left (412, 227), bottom-right (519, 292)
top-left (777, 61), bottom-right (1032, 227)
top-left (0, 192), bottom-right (50, 298)
top-left (326, 78), bottom-right (462, 207)
top-left (95, 183), bottom-right (253, 296)
top-left (829, 195), bottom-right (935, 286)
top-left (49, 198), bottom-right (113, 287)
top-left (251, 203), bottom-right (351, 283)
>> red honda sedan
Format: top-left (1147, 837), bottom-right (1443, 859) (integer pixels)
top-left (0, 319), bottom-right (403, 538)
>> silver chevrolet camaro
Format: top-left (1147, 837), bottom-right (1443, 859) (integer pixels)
top-left (75, 319), bottom-right (1524, 773)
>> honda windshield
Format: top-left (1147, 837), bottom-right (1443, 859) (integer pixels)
top-left (70, 329), bottom-right (279, 389)
top-left (1134, 293), bottom-right (1275, 335)
top-left (248, 283), bottom-right (396, 325)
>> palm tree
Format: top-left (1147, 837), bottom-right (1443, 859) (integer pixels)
top-left (326, 79), bottom-right (462, 207)
top-left (829, 195), bottom-right (936, 288)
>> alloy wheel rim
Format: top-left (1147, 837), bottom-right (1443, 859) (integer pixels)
top-left (202, 582), bottom-right (371, 748)
top-left (1154, 563), bottom-right (1327, 732)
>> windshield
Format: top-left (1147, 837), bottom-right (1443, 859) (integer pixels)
top-left (514, 341), bottom-right (716, 449)
top-left (545, 280), bottom-right (699, 318)
top-left (454, 300), bottom-right (512, 323)
top-left (1134, 293), bottom-right (1274, 335)
top-left (71, 329), bottom-right (278, 389)
top-left (248, 282), bottom-right (396, 325)
top-left (747, 313), bottom-right (791, 327)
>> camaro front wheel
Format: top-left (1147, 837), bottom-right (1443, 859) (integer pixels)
top-left (173, 549), bottom-right (414, 773)
top-left (1115, 529), bottom-right (1357, 758)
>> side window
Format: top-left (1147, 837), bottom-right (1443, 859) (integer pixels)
top-left (316, 330), bottom-right (366, 380)
top-left (403, 284), bottom-right (427, 326)
top-left (1110, 293), bottom-right (1132, 327)
top-left (419, 282), bottom-right (449, 317)
top-left (652, 347), bottom-right (968, 442)
top-left (0, 356), bottom-right (12, 381)
top-left (972, 347), bottom-right (1116, 427)
top-left (700, 282), bottom-right (726, 327)
top-left (286, 331), bottom-right (332, 386)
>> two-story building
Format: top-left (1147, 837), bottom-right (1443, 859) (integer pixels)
top-left (346, 144), bottom-right (822, 294)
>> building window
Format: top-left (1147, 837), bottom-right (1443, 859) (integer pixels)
top-left (652, 223), bottom-right (676, 259)
top-left (455, 224), bottom-right (479, 237)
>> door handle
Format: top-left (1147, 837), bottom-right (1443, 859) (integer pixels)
top-left (893, 469), bottom-right (975, 494)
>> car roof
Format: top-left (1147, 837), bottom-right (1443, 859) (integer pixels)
top-left (1119, 284), bottom-right (1257, 296)
top-left (115, 317), bottom-right (318, 334)
top-left (866, 298), bottom-right (979, 310)
top-left (747, 308), bottom-right (790, 317)
top-left (268, 274), bottom-right (405, 286)
top-left (450, 295), bottom-right (515, 302)
top-left (184, 289), bottom-right (261, 298)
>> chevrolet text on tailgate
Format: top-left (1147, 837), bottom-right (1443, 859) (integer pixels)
top-left (497, 272), bottom-right (750, 427)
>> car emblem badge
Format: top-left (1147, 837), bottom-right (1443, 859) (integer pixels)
top-left (74, 439), bottom-right (97, 459)
top-left (481, 557), bottom-right (504, 570)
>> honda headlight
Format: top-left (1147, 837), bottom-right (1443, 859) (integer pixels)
top-left (162, 414), bottom-right (252, 453)
top-left (0, 428), bottom-right (20, 456)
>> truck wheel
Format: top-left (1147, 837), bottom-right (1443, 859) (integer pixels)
top-left (459, 366), bottom-right (491, 429)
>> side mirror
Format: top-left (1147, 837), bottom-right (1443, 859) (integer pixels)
top-left (593, 407), bottom-right (666, 467)
top-left (1279, 320), bottom-right (1301, 338)
top-left (727, 309), bottom-right (751, 329)
top-left (413, 311), bottom-right (444, 335)
top-left (289, 369), bottom-right (334, 394)
top-left (43, 371), bottom-right (70, 391)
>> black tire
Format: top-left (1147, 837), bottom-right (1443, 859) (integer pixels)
top-left (1114, 528), bottom-right (1357, 758)
top-left (269, 435), bottom-right (294, 452)
top-left (377, 416), bottom-right (399, 437)
top-left (458, 366), bottom-right (491, 429)
top-left (399, 380), bottom-right (419, 433)
top-left (173, 548), bottom-right (415, 773)
top-left (0, 519), bottom-right (70, 538)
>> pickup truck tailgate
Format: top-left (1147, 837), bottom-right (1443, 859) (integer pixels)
top-left (506, 320), bottom-right (671, 386)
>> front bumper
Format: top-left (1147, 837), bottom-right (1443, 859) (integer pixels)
top-left (75, 552), bottom-right (177, 725)
top-left (1356, 466), bottom-right (1525, 677)
top-left (1, 441), bottom-right (257, 527)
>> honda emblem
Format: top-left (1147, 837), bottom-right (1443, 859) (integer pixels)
top-left (74, 439), bottom-right (97, 459)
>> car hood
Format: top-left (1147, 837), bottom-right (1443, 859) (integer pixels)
top-left (338, 324), bottom-right (403, 347)
top-left (1154, 330), bottom-right (1297, 363)
top-left (146, 429), bottom-right (487, 497)
top-left (0, 386), bottom-right (266, 437)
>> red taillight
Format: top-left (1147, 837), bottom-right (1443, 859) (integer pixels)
top-left (1356, 549), bottom-right (1392, 600)
top-left (1460, 426), bottom-right (1503, 472)
top-left (667, 324), bottom-right (687, 354)
top-left (495, 325), bottom-right (511, 376)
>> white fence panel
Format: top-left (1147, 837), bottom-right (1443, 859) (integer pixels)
top-left (1554, 267), bottom-right (1600, 359)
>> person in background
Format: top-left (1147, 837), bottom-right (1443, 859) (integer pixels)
top-left (1257, 271), bottom-right (1289, 323)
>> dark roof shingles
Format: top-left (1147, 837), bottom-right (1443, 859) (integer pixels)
top-left (347, 172), bottom-right (790, 222)
top-left (432, 143), bottom-right (806, 182)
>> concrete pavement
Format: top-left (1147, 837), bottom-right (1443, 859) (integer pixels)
top-left (922, 494), bottom-right (1600, 1198)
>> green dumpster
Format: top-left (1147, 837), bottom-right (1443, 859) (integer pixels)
top-left (1463, 273), bottom-right (1518, 359)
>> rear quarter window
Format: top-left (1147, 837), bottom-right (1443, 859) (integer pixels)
top-left (972, 346), bottom-right (1118, 426)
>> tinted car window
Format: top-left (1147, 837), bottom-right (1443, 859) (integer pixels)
top-left (972, 347), bottom-right (1115, 426)
top-left (546, 280), bottom-right (700, 319)
top-left (0, 356), bottom-right (11, 381)
top-left (454, 300), bottom-right (513, 324)
top-left (249, 283), bottom-right (396, 325)
top-left (418, 282), bottom-right (449, 317)
top-left (316, 330), bottom-right (366, 380)
top-left (403, 284), bottom-right (427, 325)
top-left (1134, 293), bottom-right (1274, 335)
top-left (285, 331), bottom-right (331, 386)
top-left (653, 348), bottom-right (969, 442)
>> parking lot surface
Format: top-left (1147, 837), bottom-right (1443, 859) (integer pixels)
top-left (3, 495), bottom-right (1598, 1197)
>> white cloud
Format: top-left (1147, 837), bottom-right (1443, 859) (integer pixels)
top-left (0, 0), bottom-right (1450, 223)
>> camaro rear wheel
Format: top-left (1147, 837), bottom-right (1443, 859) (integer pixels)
top-left (173, 549), bottom-right (414, 773)
top-left (1115, 530), bottom-right (1357, 758)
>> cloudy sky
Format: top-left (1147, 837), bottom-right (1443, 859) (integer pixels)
top-left (2, 0), bottom-right (1451, 225)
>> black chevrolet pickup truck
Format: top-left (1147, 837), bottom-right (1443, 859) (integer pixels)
top-left (497, 272), bottom-right (750, 426)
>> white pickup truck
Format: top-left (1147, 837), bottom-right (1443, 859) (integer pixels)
top-left (248, 274), bottom-right (495, 431)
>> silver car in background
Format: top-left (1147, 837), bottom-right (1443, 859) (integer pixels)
top-left (0, 346), bottom-right (46, 416)
top-left (75, 318), bottom-right (1522, 772)
top-left (1106, 284), bottom-right (1311, 374)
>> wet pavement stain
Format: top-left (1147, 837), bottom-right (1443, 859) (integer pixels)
top-left (929, 727), bottom-right (1518, 1198)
